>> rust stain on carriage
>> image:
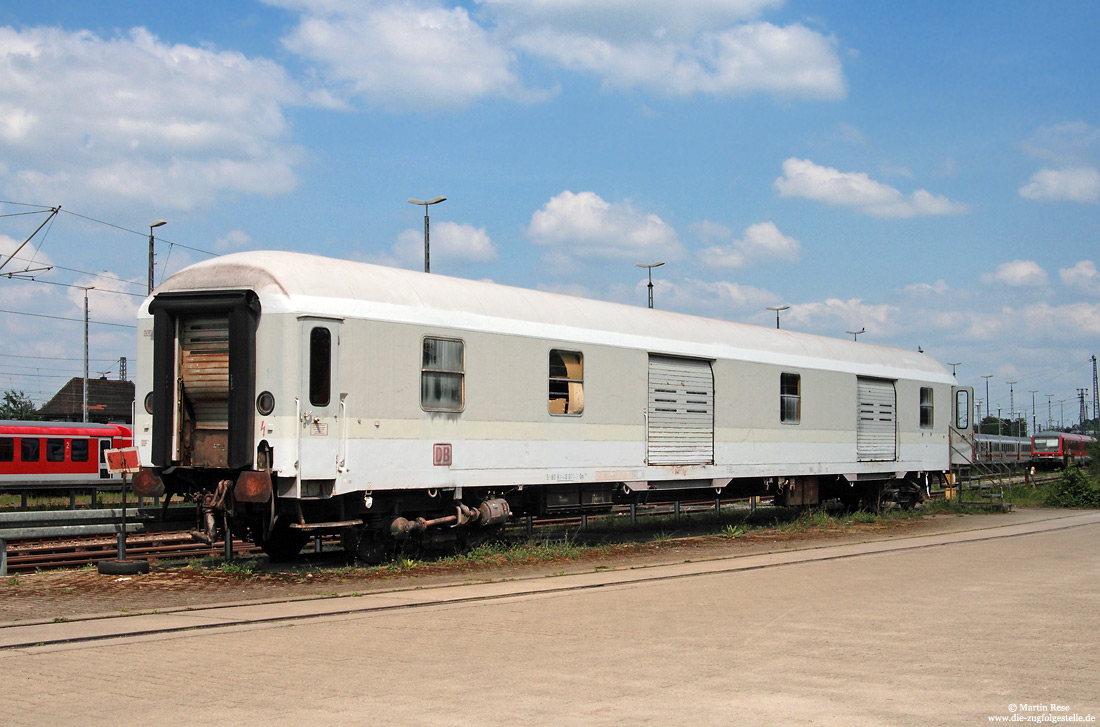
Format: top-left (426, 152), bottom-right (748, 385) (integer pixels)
top-left (234, 470), bottom-right (272, 503)
top-left (191, 431), bottom-right (228, 468)
top-left (132, 468), bottom-right (165, 498)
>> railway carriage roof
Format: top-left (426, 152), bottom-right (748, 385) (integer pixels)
top-left (148, 251), bottom-right (954, 383)
top-left (0, 421), bottom-right (126, 436)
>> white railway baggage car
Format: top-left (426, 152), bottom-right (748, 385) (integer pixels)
top-left (132, 251), bottom-right (973, 561)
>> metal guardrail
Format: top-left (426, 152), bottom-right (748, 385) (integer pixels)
top-left (0, 508), bottom-right (146, 576)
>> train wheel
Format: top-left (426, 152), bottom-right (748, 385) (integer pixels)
top-left (355, 532), bottom-right (388, 565)
top-left (256, 521), bottom-right (309, 561)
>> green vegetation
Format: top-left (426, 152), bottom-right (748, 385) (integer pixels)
top-left (0, 389), bottom-right (40, 420)
top-left (1045, 465), bottom-right (1100, 509)
top-left (437, 538), bottom-right (589, 567)
top-left (721, 524), bottom-right (747, 539)
top-left (218, 559), bottom-right (259, 578)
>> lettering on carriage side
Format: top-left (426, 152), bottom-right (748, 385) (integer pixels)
top-left (433, 443), bottom-right (452, 467)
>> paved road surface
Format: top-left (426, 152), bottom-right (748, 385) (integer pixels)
top-left (4, 510), bottom-right (1099, 726)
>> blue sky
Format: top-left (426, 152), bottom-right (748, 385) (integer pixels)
top-left (0, 0), bottom-right (1097, 429)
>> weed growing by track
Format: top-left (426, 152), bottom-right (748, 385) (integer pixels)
top-left (1045, 465), bottom-right (1100, 508)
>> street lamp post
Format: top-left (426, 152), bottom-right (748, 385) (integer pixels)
top-left (946, 362), bottom-right (961, 377)
top-left (846, 328), bottom-right (865, 341)
top-left (148, 219), bottom-right (167, 294)
top-left (80, 286), bottom-right (94, 422)
top-left (766, 305), bottom-right (790, 329)
top-left (635, 262), bottom-right (665, 309)
top-left (1029, 390), bottom-right (1038, 436)
top-left (981, 375), bottom-right (993, 434)
top-left (408, 197), bottom-right (446, 273)
top-left (1007, 381), bottom-right (1017, 436)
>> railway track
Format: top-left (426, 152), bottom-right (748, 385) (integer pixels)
top-left (3, 532), bottom-right (262, 573)
top-left (0, 476), bottom-right (1066, 573)
top-left (2, 498), bottom-right (748, 573)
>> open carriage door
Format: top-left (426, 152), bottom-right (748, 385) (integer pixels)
top-left (297, 318), bottom-right (342, 483)
top-left (950, 386), bottom-right (974, 467)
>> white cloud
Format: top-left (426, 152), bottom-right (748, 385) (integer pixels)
top-left (214, 230), bottom-right (255, 252)
top-left (1020, 121), bottom-right (1100, 165)
top-left (1018, 302), bottom-right (1100, 338)
top-left (696, 221), bottom-right (800, 268)
top-left (479, 0), bottom-right (783, 40)
top-left (511, 22), bottom-right (845, 99)
top-left (66, 273), bottom-right (143, 326)
top-left (270, 0), bottom-right (844, 105)
top-left (981, 260), bottom-right (1048, 288)
top-left (0, 25), bottom-right (311, 211)
top-left (527, 190), bottom-right (681, 265)
top-left (366, 221), bottom-right (497, 269)
top-left (783, 298), bottom-right (901, 337)
top-left (273, 0), bottom-right (545, 111)
top-left (1060, 260), bottom-right (1100, 296)
top-left (0, 231), bottom-right (54, 275)
top-left (1018, 167), bottom-right (1100, 203)
top-left (903, 279), bottom-right (951, 296)
top-left (773, 158), bottom-right (968, 218)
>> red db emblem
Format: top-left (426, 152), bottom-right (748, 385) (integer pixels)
top-left (433, 443), bottom-right (452, 467)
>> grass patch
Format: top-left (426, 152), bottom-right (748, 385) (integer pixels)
top-left (721, 524), bottom-right (748, 539)
top-left (218, 559), bottom-right (259, 579)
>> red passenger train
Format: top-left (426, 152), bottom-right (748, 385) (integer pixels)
top-left (0, 420), bottom-right (133, 483)
top-left (1030, 431), bottom-right (1095, 469)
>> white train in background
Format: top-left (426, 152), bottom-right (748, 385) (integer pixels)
top-left (133, 251), bottom-right (974, 562)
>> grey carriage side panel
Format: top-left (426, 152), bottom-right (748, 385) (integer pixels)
top-left (647, 356), bottom-right (714, 465)
top-left (857, 377), bottom-right (896, 461)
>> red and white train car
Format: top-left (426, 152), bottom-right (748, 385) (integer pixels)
top-left (0, 420), bottom-right (133, 483)
top-left (1031, 431), bottom-right (1095, 469)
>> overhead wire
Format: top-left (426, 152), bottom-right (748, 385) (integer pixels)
top-left (0, 308), bottom-right (136, 329)
top-left (0, 353), bottom-right (119, 362)
top-left (58, 207), bottom-right (217, 257)
top-left (2, 252), bottom-right (147, 291)
top-left (2, 274), bottom-right (145, 298)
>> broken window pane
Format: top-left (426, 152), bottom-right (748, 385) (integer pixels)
top-left (549, 349), bottom-right (584, 415)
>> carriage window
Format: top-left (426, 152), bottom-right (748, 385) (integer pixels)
top-left (0, 437), bottom-right (12, 462)
top-left (780, 373), bottom-right (801, 423)
top-left (920, 388), bottom-right (934, 429)
top-left (71, 439), bottom-right (90, 462)
top-left (309, 326), bottom-right (331, 407)
top-left (549, 349), bottom-right (584, 415)
top-left (421, 337), bottom-right (464, 411)
top-left (955, 390), bottom-right (969, 429)
top-left (47, 438), bottom-right (65, 462)
top-left (21, 438), bottom-right (40, 462)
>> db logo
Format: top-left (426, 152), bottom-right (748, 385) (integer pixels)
top-left (433, 443), bottom-right (452, 467)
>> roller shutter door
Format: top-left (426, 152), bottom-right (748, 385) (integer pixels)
top-left (857, 377), bottom-right (896, 461)
top-left (647, 356), bottom-right (714, 465)
top-left (179, 316), bottom-right (230, 430)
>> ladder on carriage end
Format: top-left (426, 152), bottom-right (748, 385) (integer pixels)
top-left (945, 428), bottom-right (1014, 511)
